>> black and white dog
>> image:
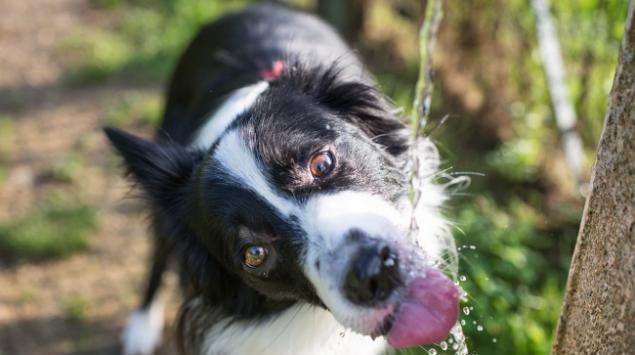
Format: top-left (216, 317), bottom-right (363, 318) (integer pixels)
top-left (105, 4), bottom-right (459, 355)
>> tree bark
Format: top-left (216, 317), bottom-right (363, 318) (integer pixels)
top-left (551, 2), bottom-right (635, 354)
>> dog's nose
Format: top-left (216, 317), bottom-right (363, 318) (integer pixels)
top-left (344, 241), bottom-right (401, 305)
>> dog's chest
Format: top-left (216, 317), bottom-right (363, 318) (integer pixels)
top-left (201, 304), bottom-right (388, 355)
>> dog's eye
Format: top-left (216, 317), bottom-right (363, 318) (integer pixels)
top-left (309, 151), bottom-right (334, 177)
top-left (243, 245), bottom-right (268, 268)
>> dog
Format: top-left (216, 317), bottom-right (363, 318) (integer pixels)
top-left (105, 4), bottom-right (460, 355)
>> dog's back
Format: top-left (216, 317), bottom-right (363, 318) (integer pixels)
top-left (159, 4), bottom-right (362, 145)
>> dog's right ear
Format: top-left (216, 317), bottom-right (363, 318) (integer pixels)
top-left (104, 127), bottom-right (202, 207)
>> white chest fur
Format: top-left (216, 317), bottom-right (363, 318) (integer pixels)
top-left (202, 304), bottom-right (388, 355)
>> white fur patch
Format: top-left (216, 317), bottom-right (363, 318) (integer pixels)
top-left (121, 302), bottom-right (165, 355)
top-left (408, 137), bottom-right (458, 277)
top-left (213, 130), bottom-right (298, 217)
top-left (300, 191), bottom-right (406, 334)
top-left (303, 191), bottom-right (409, 250)
top-left (202, 303), bottom-right (387, 355)
top-left (191, 81), bottom-right (269, 150)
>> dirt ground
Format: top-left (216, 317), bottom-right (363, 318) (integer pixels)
top-left (0, 0), bottom-right (178, 354)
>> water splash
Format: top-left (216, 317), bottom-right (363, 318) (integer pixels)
top-left (449, 323), bottom-right (469, 355)
top-left (439, 341), bottom-right (448, 350)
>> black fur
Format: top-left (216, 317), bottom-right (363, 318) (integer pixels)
top-left (106, 4), bottom-right (412, 354)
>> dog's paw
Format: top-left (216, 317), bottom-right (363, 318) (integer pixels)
top-left (121, 303), bottom-right (164, 355)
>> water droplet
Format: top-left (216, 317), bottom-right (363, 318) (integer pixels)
top-left (339, 332), bottom-right (345, 337)
top-left (469, 306), bottom-right (474, 310)
top-left (472, 320), bottom-right (477, 325)
top-left (459, 275), bottom-right (467, 282)
top-left (439, 341), bottom-right (448, 350)
top-left (492, 338), bottom-right (498, 343)
top-left (469, 245), bottom-right (476, 250)
top-left (477, 325), bottom-right (484, 332)
top-left (462, 306), bottom-right (470, 315)
top-left (460, 319), bottom-right (466, 326)
top-left (450, 324), bottom-right (469, 355)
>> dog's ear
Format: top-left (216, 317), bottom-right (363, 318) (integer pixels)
top-left (103, 127), bottom-right (202, 207)
top-left (312, 70), bottom-right (410, 157)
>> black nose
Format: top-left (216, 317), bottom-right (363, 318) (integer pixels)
top-left (344, 242), bottom-right (401, 305)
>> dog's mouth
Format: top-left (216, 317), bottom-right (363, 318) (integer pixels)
top-left (368, 268), bottom-right (460, 348)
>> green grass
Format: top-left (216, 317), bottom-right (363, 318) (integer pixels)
top-left (64, 295), bottom-right (91, 322)
top-left (62, 30), bottom-right (135, 84)
top-left (106, 91), bottom-right (162, 128)
top-left (0, 116), bottom-right (14, 184)
top-left (51, 153), bottom-right (83, 183)
top-left (0, 200), bottom-right (98, 260)
top-left (62, 0), bottom-right (249, 84)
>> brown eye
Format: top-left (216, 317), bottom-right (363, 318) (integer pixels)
top-left (309, 151), bottom-right (334, 177)
top-left (243, 245), bottom-right (268, 268)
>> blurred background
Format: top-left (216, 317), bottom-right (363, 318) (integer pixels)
top-left (0, 0), bottom-right (628, 354)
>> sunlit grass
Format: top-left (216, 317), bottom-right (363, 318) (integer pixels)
top-left (62, 0), bottom-right (249, 84)
top-left (106, 91), bottom-right (163, 128)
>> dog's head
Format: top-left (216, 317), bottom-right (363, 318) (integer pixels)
top-left (106, 66), bottom-right (459, 348)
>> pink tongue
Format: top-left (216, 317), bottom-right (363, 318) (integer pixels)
top-left (387, 270), bottom-right (460, 348)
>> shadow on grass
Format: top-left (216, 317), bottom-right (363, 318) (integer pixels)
top-left (0, 315), bottom-right (176, 355)
top-left (0, 315), bottom-right (120, 355)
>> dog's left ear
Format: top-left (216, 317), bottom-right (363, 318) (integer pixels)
top-left (104, 127), bottom-right (202, 208)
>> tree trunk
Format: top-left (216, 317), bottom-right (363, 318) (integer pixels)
top-left (551, 2), bottom-right (635, 354)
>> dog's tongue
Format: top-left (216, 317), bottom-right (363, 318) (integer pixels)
top-left (387, 269), bottom-right (460, 348)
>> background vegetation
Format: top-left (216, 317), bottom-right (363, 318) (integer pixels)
top-left (0, 0), bottom-right (628, 354)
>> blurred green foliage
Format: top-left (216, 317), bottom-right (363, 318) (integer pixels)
top-left (0, 197), bottom-right (97, 260)
top-left (449, 197), bottom-right (579, 355)
top-left (64, 295), bottom-right (91, 322)
top-left (64, 0), bottom-right (249, 83)
top-left (106, 91), bottom-right (163, 128)
top-left (60, 0), bottom-right (627, 354)
top-left (0, 116), bottom-right (14, 183)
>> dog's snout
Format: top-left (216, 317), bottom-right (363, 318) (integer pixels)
top-left (344, 240), bottom-right (401, 305)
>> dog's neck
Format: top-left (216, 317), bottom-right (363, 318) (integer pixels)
top-left (179, 299), bottom-right (388, 355)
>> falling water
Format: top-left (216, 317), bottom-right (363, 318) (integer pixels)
top-left (408, 1), bottom-right (472, 353)
top-left (449, 323), bottom-right (469, 355)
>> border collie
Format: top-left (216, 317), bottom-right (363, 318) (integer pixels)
top-left (105, 4), bottom-right (460, 355)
